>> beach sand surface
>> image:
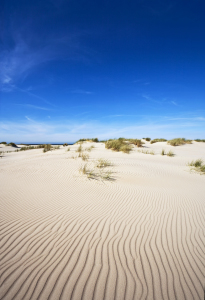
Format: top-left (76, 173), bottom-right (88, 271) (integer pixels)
top-left (0, 141), bottom-right (205, 300)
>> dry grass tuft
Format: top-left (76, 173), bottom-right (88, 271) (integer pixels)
top-left (76, 144), bottom-right (83, 153)
top-left (96, 158), bottom-right (111, 168)
top-left (81, 153), bottom-right (89, 161)
top-left (167, 150), bottom-right (174, 157)
top-left (188, 159), bottom-right (205, 174)
top-left (161, 149), bottom-right (166, 155)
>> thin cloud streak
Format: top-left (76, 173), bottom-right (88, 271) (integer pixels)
top-left (16, 104), bottom-right (52, 111)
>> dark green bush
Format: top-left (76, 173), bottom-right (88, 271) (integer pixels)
top-left (7, 142), bottom-right (17, 147)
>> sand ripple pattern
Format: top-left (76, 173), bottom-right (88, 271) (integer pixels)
top-left (0, 145), bottom-right (205, 300)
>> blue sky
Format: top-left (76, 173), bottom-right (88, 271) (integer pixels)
top-left (0, 0), bottom-right (205, 143)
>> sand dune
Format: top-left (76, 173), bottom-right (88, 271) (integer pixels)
top-left (0, 142), bottom-right (205, 299)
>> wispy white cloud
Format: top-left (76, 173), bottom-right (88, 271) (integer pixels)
top-left (0, 21), bottom-right (93, 91)
top-left (16, 104), bottom-right (51, 111)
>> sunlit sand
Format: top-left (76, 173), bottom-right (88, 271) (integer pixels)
top-left (0, 141), bottom-right (205, 299)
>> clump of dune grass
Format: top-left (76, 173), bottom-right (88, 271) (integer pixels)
top-left (101, 170), bottom-right (113, 180)
top-left (43, 144), bottom-right (53, 153)
top-left (120, 144), bottom-right (133, 153)
top-left (129, 139), bottom-right (144, 147)
top-left (167, 150), bottom-right (174, 157)
top-left (188, 159), bottom-right (205, 174)
top-left (150, 138), bottom-right (167, 144)
top-left (1, 142), bottom-right (7, 145)
top-left (145, 137), bottom-right (151, 141)
top-left (67, 147), bottom-right (70, 151)
top-left (150, 150), bottom-right (155, 155)
top-left (79, 164), bottom-right (88, 175)
top-left (161, 149), bottom-right (166, 155)
top-left (189, 159), bottom-right (203, 168)
top-left (81, 153), bottom-right (89, 161)
top-left (79, 160), bottom-right (114, 181)
top-left (63, 143), bottom-right (68, 146)
top-left (167, 138), bottom-right (192, 146)
top-left (106, 139), bottom-right (133, 153)
top-left (96, 158), bottom-right (111, 168)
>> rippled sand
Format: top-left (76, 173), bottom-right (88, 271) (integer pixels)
top-left (0, 141), bottom-right (205, 300)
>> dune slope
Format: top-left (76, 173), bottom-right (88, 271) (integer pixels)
top-left (0, 142), bottom-right (205, 300)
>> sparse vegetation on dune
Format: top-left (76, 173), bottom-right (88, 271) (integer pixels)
top-left (43, 144), bottom-right (52, 153)
top-left (43, 144), bottom-right (60, 153)
top-left (129, 139), bottom-right (144, 147)
top-left (188, 159), bottom-right (205, 174)
top-left (75, 138), bottom-right (99, 144)
top-left (150, 138), bottom-right (167, 144)
top-left (167, 138), bottom-right (192, 146)
top-left (145, 137), bottom-right (151, 141)
top-left (138, 149), bottom-right (155, 155)
top-left (85, 145), bottom-right (95, 152)
top-left (79, 162), bottom-right (114, 181)
top-left (96, 158), bottom-right (112, 168)
top-left (67, 147), bottom-right (70, 151)
top-left (0, 142), bottom-right (7, 145)
top-left (76, 144), bottom-right (83, 153)
top-left (63, 143), bottom-right (68, 146)
top-left (20, 145), bottom-right (44, 151)
top-left (195, 139), bottom-right (205, 142)
top-left (81, 153), bottom-right (89, 161)
top-left (7, 142), bottom-right (17, 147)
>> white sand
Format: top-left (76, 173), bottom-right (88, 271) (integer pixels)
top-left (0, 141), bottom-right (205, 300)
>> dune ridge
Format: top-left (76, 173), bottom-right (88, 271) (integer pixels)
top-left (0, 142), bottom-right (205, 299)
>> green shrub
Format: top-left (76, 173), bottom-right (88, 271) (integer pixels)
top-left (145, 137), bottom-right (151, 141)
top-left (1, 142), bottom-right (7, 144)
top-left (63, 143), bottom-right (68, 146)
